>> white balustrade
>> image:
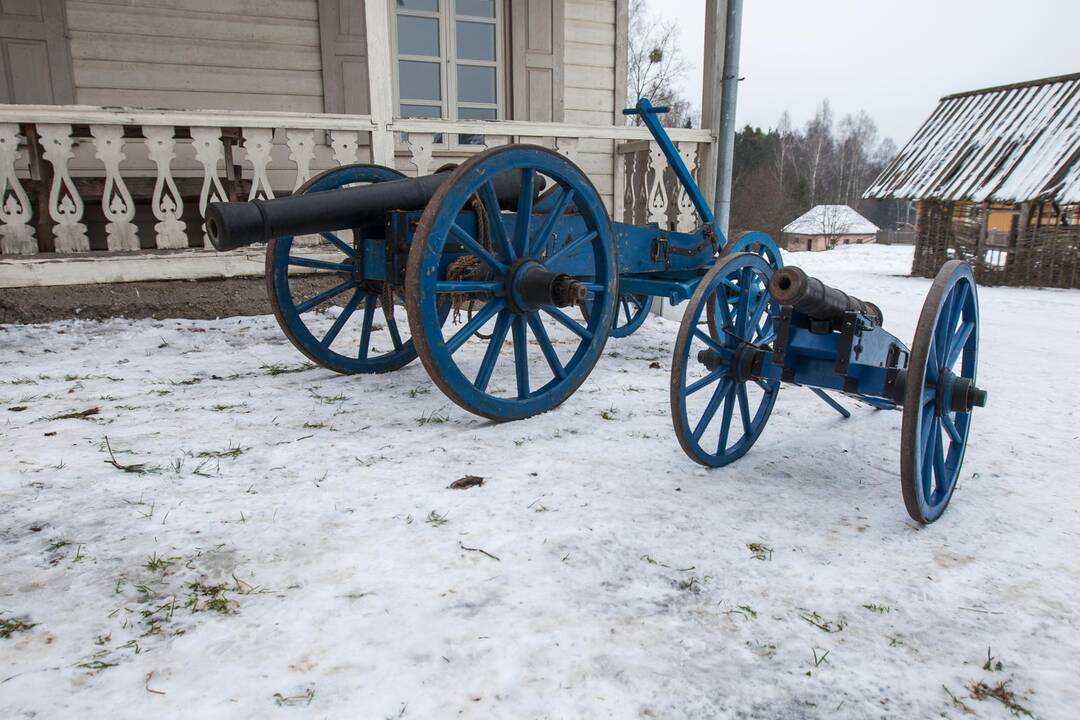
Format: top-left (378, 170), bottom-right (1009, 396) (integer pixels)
top-left (90, 124), bottom-right (139, 251)
top-left (286, 129), bottom-right (316, 191)
top-left (38, 123), bottom-right (89, 252)
top-left (0, 123), bottom-right (35, 254)
top-left (676, 142), bottom-right (699, 232)
top-left (191, 127), bottom-right (228, 247)
top-left (0, 105), bottom-right (714, 290)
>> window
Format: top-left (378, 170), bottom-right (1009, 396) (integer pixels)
top-left (392, 0), bottom-right (503, 146)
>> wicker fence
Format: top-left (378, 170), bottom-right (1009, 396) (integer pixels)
top-left (913, 200), bottom-right (1079, 289)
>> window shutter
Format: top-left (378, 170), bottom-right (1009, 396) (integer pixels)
top-left (318, 0), bottom-right (370, 114)
top-left (510, 0), bottom-right (564, 122)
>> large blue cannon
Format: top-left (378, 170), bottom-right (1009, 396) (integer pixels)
top-left (206, 98), bottom-right (986, 523)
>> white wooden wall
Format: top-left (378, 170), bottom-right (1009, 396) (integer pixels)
top-left (65, 0), bottom-right (324, 114)
top-left (563, 0), bottom-right (618, 210)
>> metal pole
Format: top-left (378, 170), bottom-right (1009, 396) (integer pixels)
top-left (713, 0), bottom-right (743, 238)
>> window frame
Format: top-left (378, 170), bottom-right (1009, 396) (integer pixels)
top-left (390, 0), bottom-right (506, 151)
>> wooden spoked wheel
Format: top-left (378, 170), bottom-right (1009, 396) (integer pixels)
top-left (671, 253), bottom-right (779, 467)
top-left (405, 144), bottom-right (618, 421)
top-left (900, 260), bottom-right (983, 524)
top-left (266, 164), bottom-right (425, 375)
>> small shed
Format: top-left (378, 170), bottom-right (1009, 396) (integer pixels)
top-left (864, 72), bottom-right (1080, 288)
top-left (781, 205), bottom-right (879, 252)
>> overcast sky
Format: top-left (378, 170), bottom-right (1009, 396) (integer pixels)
top-left (644, 0), bottom-right (1079, 143)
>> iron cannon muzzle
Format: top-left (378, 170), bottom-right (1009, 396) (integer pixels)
top-left (205, 169), bottom-right (540, 252)
top-left (769, 266), bottom-right (883, 326)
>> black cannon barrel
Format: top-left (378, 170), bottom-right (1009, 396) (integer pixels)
top-left (205, 169), bottom-right (536, 251)
top-left (768, 266), bottom-right (883, 325)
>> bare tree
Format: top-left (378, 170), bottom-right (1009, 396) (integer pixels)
top-left (627, 0), bottom-right (695, 127)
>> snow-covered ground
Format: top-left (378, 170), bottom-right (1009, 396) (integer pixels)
top-left (1, 245), bottom-right (1077, 719)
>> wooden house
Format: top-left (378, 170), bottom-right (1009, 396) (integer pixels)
top-left (0, 1), bottom-right (733, 289)
top-left (781, 204), bottom-right (879, 252)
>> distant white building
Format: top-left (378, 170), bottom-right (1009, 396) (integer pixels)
top-left (782, 205), bottom-right (879, 252)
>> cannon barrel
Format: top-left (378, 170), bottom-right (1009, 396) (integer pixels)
top-left (768, 266), bottom-right (883, 325)
top-left (205, 169), bottom-right (536, 251)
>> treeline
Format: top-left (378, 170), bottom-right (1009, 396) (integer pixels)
top-left (730, 100), bottom-right (906, 239)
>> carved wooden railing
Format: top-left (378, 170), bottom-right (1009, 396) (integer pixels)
top-left (0, 105), bottom-right (714, 286)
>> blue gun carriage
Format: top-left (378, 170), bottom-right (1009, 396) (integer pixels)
top-left (206, 99), bottom-right (986, 524)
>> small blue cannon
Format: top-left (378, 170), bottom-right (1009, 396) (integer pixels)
top-left (206, 98), bottom-right (986, 523)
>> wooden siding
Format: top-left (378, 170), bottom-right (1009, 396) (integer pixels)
top-left (65, 0), bottom-right (323, 113)
top-left (563, 0), bottom-right (619, 207)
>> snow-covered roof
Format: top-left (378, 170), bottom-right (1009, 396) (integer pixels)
top-left (782, 205), bottom-right (879, 235)
top-left (864, 72), bottom-right (1080, 204)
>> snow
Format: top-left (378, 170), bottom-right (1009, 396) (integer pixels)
top-left (864, 73), bottom-right (1080, 204)
top-left (2, 244), bottom-right (1078, 719)
top-left (782, 205), bottom-right (879, 235)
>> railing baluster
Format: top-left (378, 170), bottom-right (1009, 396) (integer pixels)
top-left (144, 126), bottom-right (187, 249)
top-left (407, 132), bottom-right (435, 176)
top-left (191, 127), bottom-right (228, 248)
top-left (286, 128), bottom-right (315, 191)
top-left (38, 123), bottom-right (88, 252)
top-left (243, 127), bottom-right (275, 201)
top-left (646, 141), bottom-right (669, 227)
top-left (330, 130), bottom-right (360, 166)
top-left (676, 142), bottom-right (698, 232)
top-left (0, 123), bottom-right (36, 255)
top-left (90, 125), bottom-right (139, 251)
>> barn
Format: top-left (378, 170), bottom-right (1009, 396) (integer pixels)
top-left (864, 72), bottom-right (1080, 288)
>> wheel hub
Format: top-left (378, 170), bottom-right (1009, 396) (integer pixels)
top-left (935, 368), bottom-right (987, 414)
top-left (504, 258), bottom-right (587, 314)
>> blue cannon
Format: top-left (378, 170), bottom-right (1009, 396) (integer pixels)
top-left (206, 98), bottom-right (985, 523)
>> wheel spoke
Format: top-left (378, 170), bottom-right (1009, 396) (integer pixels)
top-left (747, 291), bottom-right (769, 336)
top-left (934, 294), bottom-right (953, 369)
top-left (295, 279), bottom-right (355, 314)
top-left (445, 299), bottom-right (506, 354)
top-left (692, 379), bottom-right (730, 441)
top-left (545, 230), bottom-right (598, 267)
top-left (434, 280), bottom-right (502, 294)
top-left (945, 320), bottom-right (974, 369)
top-left (685, 367), bottom-right (727, 395)
top-left (542, 306), bottom-right (593, 340)
top-left (288, 256), bottom-right (353, 273)
top-left (529, 187), bottom-right (575, 258)
top-left (581, 282), bottom-right (606, 293)
top-left (479, 181), bottom-right (515, 262)
top-left (384, 303), bottom-right (403, 350)
top-left (932, 421), bottom-right (948, 495)
top-left (692, 327), bottom-right (728, 355)
top-left (733, 268), bottom-right (753, 338)
top-left (717, 385), bottom-right (737, 453)
top-left (511, 315), bottom-right (530, 399)
top-left (474, 311), bottom-right (511, 391)
top-left (942, 412), bottom-right (962, 444)
top-left (621, 297), bottom-right (632, 325)
top-left (357, 293), bottom-right (377, 359)
top-left (321, 289), bottom-right (363, 347)
top-left (736, 384), bottom-right (753, 435)
top-left (527, 312), bottom-right (566, 380)
top-left (514, 168), bottom-right (535, 257)
top-left (320, 232), bottom-right (354, 257)
top-left (449, 222), bottom-right (507, 274)
top-left (947, 282), bottom-right (969, 337)
top-left (920, 416), bottom-right (938, 498)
